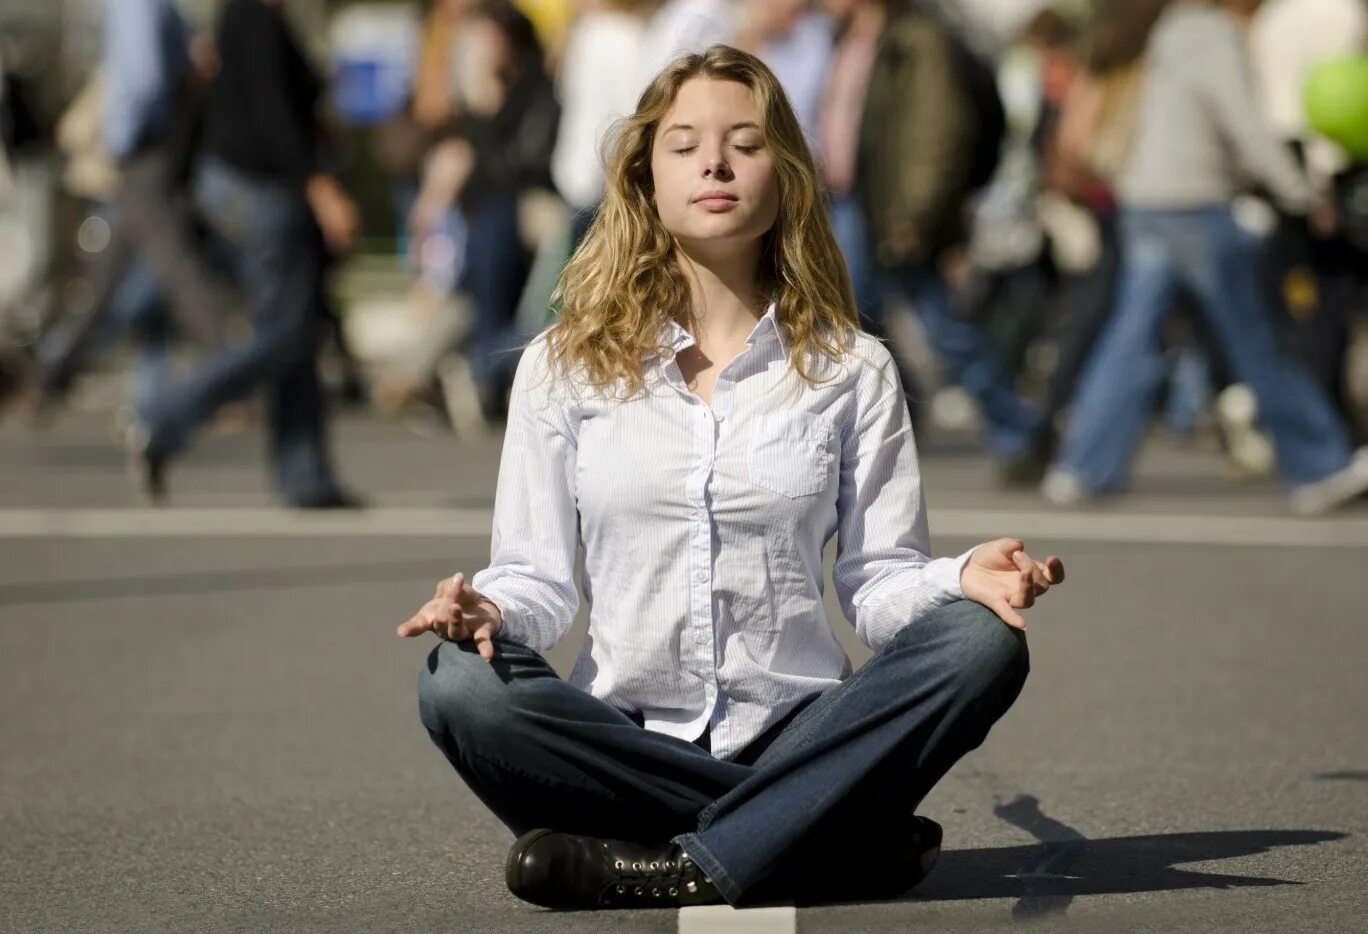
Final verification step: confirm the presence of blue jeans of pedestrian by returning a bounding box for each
[883,264,1043,457]
[417,599,1028,906]
[828,193,924,425]
[460,196,531,409]
[144,158,338,502]
[1056,206,1352,491]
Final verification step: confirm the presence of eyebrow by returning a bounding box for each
[661,122,762,135]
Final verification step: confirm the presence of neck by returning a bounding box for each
[675,239,768,346]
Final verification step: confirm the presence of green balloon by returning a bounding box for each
[1304,56,1368,161]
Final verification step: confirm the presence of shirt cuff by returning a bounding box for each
[922,547,977,603]
[469,578,524,647]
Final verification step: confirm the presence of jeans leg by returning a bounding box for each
[894,265,1042,457]
[418,638,752,845]
[1175,210,1352,486]
[1054,215,1178,492]
[147,164,325,478]
[460,198,531,403]
[269,349,338,502]
[674,600,1029,905]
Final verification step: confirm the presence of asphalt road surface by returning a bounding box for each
[3,405,1365,933]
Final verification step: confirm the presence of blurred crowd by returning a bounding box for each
[2,0,1368,513]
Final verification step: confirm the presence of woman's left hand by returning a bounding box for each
[960,539,1065,630]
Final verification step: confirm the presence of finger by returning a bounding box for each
[993,599,1027,630]
[1023,559,1050,595]
[397,614,429,637]
[472,621,497,661]
[452,572,474,606]
[1043,556,1065,584]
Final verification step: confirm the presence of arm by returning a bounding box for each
[102,0,170,159]
[832,343,974,653]
[469,337,582,652]
[1198,15,1312,213]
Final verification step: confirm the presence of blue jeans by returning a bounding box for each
[884,264,1043,457]
[460,196,531,408]
[1056,207,1352,491]
[144,158,338,502]
[829,194,924,423]
[417,599,1028,906]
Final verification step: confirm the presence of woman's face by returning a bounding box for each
[650,77,780,253]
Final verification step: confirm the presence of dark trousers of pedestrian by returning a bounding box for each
[39,146,225,399]
[460,196,532,419]
[143,157,339,504]
[418,599,1028,907]
[828,193,925,430]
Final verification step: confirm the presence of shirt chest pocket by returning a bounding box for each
[747,411,836,498]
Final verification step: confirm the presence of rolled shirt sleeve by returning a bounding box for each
[471,335,582,652]
[832,341,977,653]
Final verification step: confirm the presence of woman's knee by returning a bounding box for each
[900,599,1030,693]
[416,640,515,736]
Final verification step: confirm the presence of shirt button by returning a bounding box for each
[694,571,707,582]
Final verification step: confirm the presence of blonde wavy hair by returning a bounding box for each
[544,44,864,398]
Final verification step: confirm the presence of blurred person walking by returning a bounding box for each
[128,0,360,509]
[409,0,560,427]
[1043,0,1368,515]
[856,0,1042,467]
[551,0,652,240]
[400,44,1063,910]
[31,0,227,419]
[816,0,923,425]
[1249,0,1368,422]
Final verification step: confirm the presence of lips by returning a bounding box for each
[692,191,738,204]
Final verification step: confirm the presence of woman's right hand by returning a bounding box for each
[396,573,504,660]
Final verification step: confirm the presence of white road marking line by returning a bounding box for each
[679,904,797,934]
[0,507,1365,546]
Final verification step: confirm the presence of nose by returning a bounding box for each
[703,157,733,182]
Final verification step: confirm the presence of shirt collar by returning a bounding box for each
[746,302,788,356]
[656,302,788,360]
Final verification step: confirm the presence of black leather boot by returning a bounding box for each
[505,828,726,910]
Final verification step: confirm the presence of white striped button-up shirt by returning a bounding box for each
[472,304,973,762]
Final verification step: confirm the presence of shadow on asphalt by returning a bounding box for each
[903,827,1345,916]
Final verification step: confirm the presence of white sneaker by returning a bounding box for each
[1040,467,1090,507]
[1289,448,1368,516]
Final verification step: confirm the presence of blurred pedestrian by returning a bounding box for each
[128,0,360,509]
[856,0,1042,468]
[409,0,560,426]
[816,0,923,426]
[31,0,227,419]
[1249,0,1368,420]
[400,44,1062,911]
[551,0,652,237]
[1043,0,1368,514]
